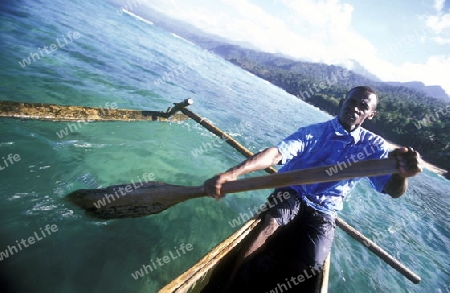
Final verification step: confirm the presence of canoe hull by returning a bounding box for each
[158,216,329,293]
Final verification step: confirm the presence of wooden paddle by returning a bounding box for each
[67,157,398,219]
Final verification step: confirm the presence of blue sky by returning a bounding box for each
[133,0,450,95]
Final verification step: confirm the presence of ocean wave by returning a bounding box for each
[32,204,58,211]
[171,33,195,46]
[0,142,14,146]
[73,142,94,148]
[28,164,52,172]
[60,209,75,218]
[9,193,34,200]
[51,140,107,149]
[226,132,242,137]
[121,8,153,26]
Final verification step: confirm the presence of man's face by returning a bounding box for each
[338,90,378,132]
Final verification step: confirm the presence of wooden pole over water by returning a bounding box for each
[0,100,190,122]
[336,217,420,284]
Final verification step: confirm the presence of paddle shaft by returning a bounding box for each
[219,157,398,194]
[171,157,398,199]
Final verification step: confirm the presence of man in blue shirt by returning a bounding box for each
[204,86,421,291]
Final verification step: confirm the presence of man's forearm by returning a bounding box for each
[225,147,282,178]
[383,174,408,198]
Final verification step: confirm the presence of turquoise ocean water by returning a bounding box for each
[0,1,449,292]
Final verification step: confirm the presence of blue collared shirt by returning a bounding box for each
[276,117,392,216]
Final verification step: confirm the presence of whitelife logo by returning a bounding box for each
[0,224,59,261]
[131,243,193,280]
[0,154,21,171]
[18,31,81,68]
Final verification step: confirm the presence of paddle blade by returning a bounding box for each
[66,182,205,219]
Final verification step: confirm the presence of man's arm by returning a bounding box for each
[383,147,422,198]
[204,147,282,200]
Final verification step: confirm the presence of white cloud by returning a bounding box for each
[432,36,450,44]
[426,13,450,33]
[424,0,450,43]
[421,1,450,72]
[276,0,378,64]
[369,55,450,95]
[280,0,353,28]
[152,0,376,64]
[433,0,445,12]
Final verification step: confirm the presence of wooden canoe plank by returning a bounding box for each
[158,214,330,293]
[158,217,262,293]
[320,253,330,293]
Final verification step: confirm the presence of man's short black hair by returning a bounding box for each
[346,86,379,106]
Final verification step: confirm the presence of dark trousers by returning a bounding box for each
[225,188,336,292]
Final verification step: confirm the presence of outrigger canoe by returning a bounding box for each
[6,99,418,289]
[158,216,330,293]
